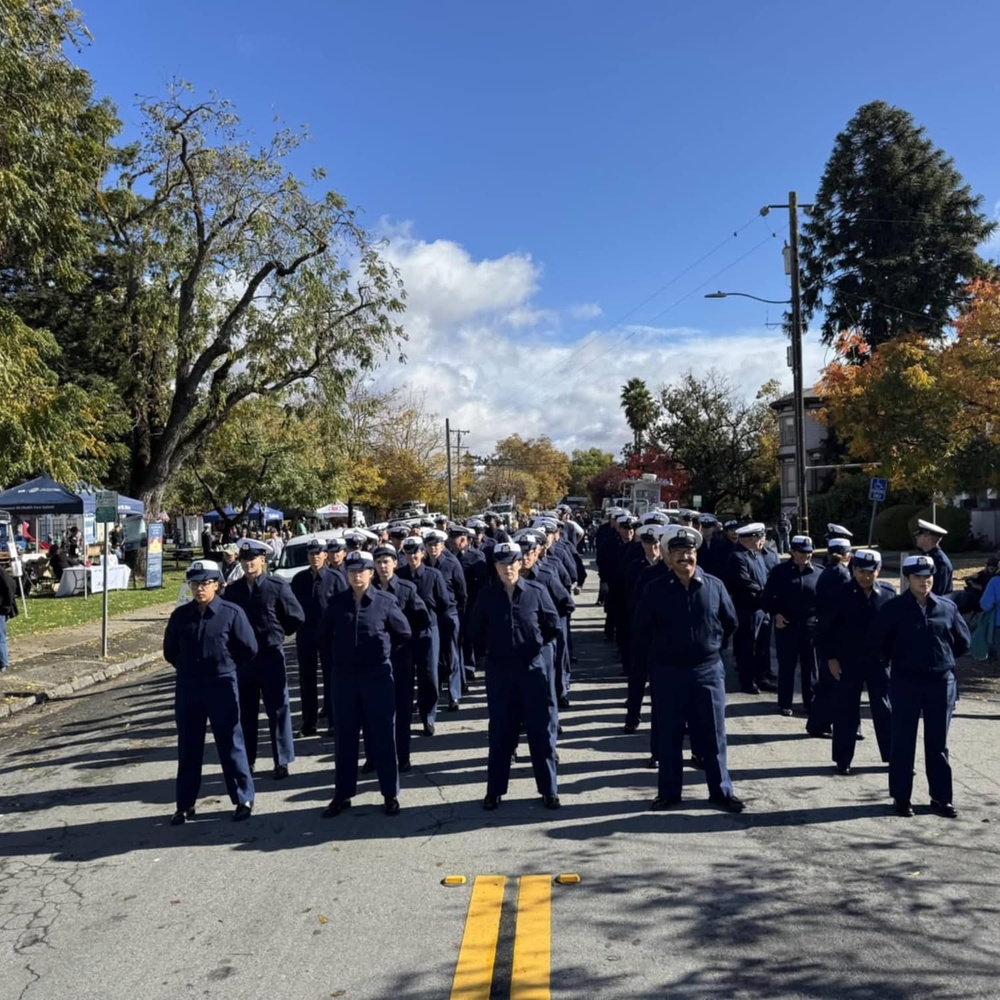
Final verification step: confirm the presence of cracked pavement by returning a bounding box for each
[0,571,998,998]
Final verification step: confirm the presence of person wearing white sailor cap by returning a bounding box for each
[826,523,854,542]
[633,526,744,812]
[319,549,412,818]
[819,548,895,775]
[913,518,953,596]
[424,528,467,709]
[869,553,970,818]
[725,522,777,695]
[163,559,258,824]
[610,514,643,675]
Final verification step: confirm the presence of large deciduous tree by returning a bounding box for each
[567,448,615,497]
[486,436,570,509]
[801,100,994,353]
[0,0,120,485]
[651,370,777,512]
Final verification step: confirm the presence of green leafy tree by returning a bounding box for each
[801,100,994,353]
[651,370,777,512]
[567,448,615,497]
[620,378,656,457]
[0,0,121,485]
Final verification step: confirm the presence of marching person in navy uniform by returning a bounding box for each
[821,548,895,774]
[763,534,820,716]
[725,522,775,694]
[290,539,345,737]
[623,522,665,733]
[913,518,953,596]
[451,525,488,682]
[320,550,412,817]
[372,544,429,772]
[870,554,970,817]
[224,538,305,779]
[163,560,257,824]
[468,542,561,811]
[633,527,744,812]
[425,529,467,710]
[397,536,454,735]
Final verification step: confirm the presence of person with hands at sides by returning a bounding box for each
[869,554,970,818]
[468,542,562,812]
[319,550,412,818]
[162,560,257,825]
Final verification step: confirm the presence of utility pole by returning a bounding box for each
[763,191,811,536]
[445,421,471,520]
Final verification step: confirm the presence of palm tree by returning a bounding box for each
[620,379,657,459]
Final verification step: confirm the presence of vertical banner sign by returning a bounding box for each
[146,522,164,589]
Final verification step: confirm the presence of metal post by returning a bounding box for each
[867,500,879,547]
[101,529,109,658]
[445,417,453,520]
[787,190,810,536]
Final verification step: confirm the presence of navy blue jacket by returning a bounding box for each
[633,570,738,672]
[928,546,954,596]
[397,562,455,633]
[763,559,820,629]
[224,574,305,650]
[725,547,769,615]
[819,579,896,666]
[525,563,575,618]
[320,586,412,675]
[634,560,671,605]
[869,591,970,678]
[457,546,489,613]
[428,549,468,615]
[467,578,560,667]
[551,538,580,587]
[163,597,258,680]
[291,566,347,638]
[595,527,621,579]
[374,574,430,635]
[816,561,851,603]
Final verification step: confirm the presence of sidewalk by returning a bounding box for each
[0,602,175,719]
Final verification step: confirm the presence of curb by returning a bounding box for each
[0,651,164,720]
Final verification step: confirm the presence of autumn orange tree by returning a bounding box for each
[818,279,1000,493]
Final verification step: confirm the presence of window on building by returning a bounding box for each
[779,415,795,448]
[780,460,797,499]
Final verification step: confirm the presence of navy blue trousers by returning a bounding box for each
[734,611,771,686]
[295,632,326,731]
[806,660,836,736]
[889,672,956,805]
[175,676,255,811]
[650,661,733,801]
[775,625,817,710]
[237,647,296,769]
[486,655,558,798]
[414,627,441,725]
[439,613,463,704]
[391,646,415,765]
[832,662,891,767]
[333,669,399,801]
[555,616,571,699]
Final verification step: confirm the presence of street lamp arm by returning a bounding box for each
[705,291,792,305]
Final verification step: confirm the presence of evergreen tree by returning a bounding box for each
[801,100,994,353]
[620,378,656,457]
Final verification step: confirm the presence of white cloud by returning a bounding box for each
[568,302,603,319]
[371,232,831,459]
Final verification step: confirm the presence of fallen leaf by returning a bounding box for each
[318,915,328,924]
[170,899,182,904]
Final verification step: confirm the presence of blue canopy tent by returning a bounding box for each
[203,504,284,522]
[0,474,84,515]
[77,490,145,517]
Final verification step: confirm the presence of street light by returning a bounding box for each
[705,286,808,533]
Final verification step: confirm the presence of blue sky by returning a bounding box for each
[75,0,1000,453]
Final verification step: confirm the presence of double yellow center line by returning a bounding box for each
[450,874,552,999]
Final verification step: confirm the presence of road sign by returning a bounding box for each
[692,495,702,510]
[868,477,888,502]
[95,490,118,524]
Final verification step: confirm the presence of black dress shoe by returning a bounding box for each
[835,764,852,776]
[740,683,760,695]
[232,802,253,822]
[423,721,436,736]
[170,807,196,826]
[644,756,658,769]
[542,794,561,810]
[557,696,570,710]
[322,798,352,818]
[297,726,317,738]
[757,677,778,692]
[779,707,793,717]
[709,793,746,814]
[650,796,681,811]
[806,727,832,739]
[272,764,289,780]
[398,759,412,773]
[360,758,376,774]
[483,794,501,811]
[893,799,914,817]
[930,800,958,818]
[384,796,401,816]
[446,700,460,712]
[623,721,638,734]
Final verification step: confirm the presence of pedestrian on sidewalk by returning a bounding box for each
[162,560,257,824]
[0,562,18,672]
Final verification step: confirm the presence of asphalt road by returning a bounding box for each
[2,571,999,1000]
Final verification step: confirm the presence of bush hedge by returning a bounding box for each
[874,504,923,550]
[907,505,972,550]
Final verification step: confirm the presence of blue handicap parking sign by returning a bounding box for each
[869,477,888,502]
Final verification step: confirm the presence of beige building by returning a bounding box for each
[770,388,829,517]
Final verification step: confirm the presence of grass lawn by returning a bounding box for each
[8,565,185,638]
